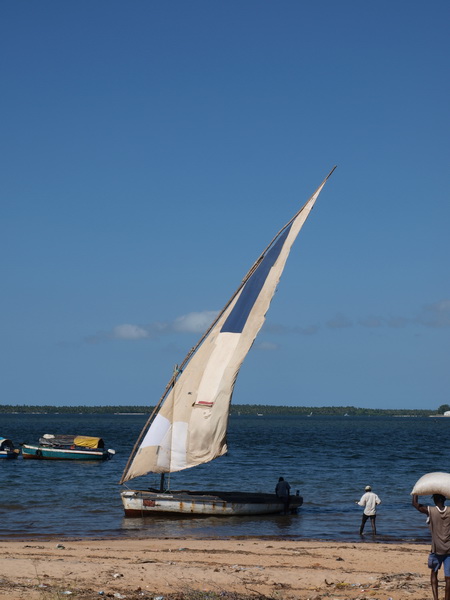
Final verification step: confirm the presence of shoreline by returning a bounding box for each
[0,536,433,600]
[0,533,429,544]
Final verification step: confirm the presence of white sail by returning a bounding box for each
[120,169,335,483]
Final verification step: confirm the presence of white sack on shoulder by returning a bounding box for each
[411,472,450,497]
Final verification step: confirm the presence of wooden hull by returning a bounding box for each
[121,489,303,517]
[21,444,113,461]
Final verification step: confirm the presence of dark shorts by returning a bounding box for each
[428,553,450,577]
[362,514,376,521]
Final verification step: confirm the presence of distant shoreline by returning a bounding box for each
[0,404,440,417]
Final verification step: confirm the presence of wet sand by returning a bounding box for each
[0,537,435,600]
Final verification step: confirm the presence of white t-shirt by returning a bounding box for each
[358,491,381,516]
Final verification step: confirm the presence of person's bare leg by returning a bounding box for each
[444,575,450,600]
[359,515,366,535]
[431,570,439,600]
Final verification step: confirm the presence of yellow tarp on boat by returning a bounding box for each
[74,436,103,448]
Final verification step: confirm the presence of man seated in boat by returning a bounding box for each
[275,477,291,514]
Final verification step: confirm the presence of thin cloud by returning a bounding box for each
[355,300,450,331]
[326,313,353,329]
[416,300,450,328]
[255,341,279,351]
[264,323,320,335]
[85,298,450,344]
[85,310,218,343]
[359,316,384,328]
[112,324,149,340]
[173,311,218,333]
[292,324,320,335]
[386,316,410,329]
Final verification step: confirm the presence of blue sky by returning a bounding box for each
[2,1,449,410]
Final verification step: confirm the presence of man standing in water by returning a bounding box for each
[356,485,381,535]
[413,493,450,600]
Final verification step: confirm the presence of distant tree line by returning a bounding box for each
[232,404,436,417]
[0,405,151,414]
[0,404,443,417]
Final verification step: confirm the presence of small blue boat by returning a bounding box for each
[22,434,115,461]
[0,437,19,459]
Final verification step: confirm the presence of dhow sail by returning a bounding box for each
[120,168,335,484]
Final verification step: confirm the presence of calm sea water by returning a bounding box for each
[0,413,445,543]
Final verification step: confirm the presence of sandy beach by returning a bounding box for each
[0,537,434,600]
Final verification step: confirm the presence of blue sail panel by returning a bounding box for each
[221,225,292,334]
